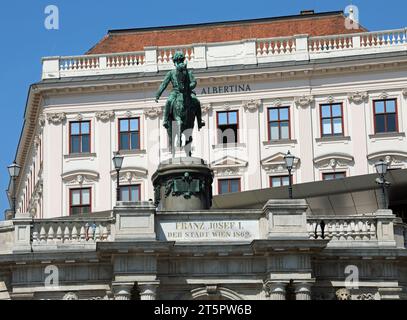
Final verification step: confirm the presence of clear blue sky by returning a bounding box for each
[0,0,406,217]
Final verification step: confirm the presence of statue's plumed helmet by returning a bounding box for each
[172,51,186,63]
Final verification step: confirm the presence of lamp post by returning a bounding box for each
[112,154,124,202]
[284,150,295,199]
[375,159,390,209]
[8,161,21,216]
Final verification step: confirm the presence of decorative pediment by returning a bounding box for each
[242,99,261,112]
[62,170,100,185]
[110,167,148,183]
[46,112,66,125]
[210,156,247,176]
[367,151,407,168]
[144,106,163,119]
[348,91,368,104]
[95,110,115,122]
[313,153,354,169]
[294,95,314,107]
[261,152,299,173]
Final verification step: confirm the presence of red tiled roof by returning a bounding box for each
[87,11,367,54]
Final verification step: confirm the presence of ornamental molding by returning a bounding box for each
[378,91,389,99]
[201,103,213,115]
[143,106,163,119]
[222,103,232,111]
[191,286,243,300]
[46,112,66,125]
[75,113,83,121]
[95,110,115,122]
[38,114,46,128]
[124,110,133,118]
[27,179,43,218]
[211,156,248,176]
[62,170,100,185]
[34,135,41,148]
[313,153,354,169]
[62,292,79,300]
[261,152,300,173]
[272,99,282,107]
[110,167,148,183]
[367,151,407,167]
[336,288,351,300]
[402,88,407,97]
[326,95,335,103]
[242,99,261,112]
[294,95,314,108]
[348,91,368,104]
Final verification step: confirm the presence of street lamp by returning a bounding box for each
[375,159,390,209]
[8,161,21,216]
[112,154,124,202]
[284,150,295,199]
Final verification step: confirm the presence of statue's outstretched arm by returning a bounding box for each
[155,72,172,102]
[189,71,197,90]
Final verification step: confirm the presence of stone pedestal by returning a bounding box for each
[114,201,156,241]
[152,157,213,211]
[263,199,309,240]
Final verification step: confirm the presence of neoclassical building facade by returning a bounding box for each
[1,10,407,300]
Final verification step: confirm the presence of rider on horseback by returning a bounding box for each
[155,51,205,131]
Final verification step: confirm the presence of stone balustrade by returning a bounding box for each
[7,204,402,252]
[31,218,113,245]
[308,216,377,241]
[42,28,407,79]
[307,210,397,247]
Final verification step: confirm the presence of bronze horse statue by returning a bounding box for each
[155,51,205,157]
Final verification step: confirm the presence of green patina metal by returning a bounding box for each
[155,51,205,157]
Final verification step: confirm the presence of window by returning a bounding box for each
[218,178,241,194]
[120,185,141,202]
[268,107,290,140]
[322,172,346,180]
[320,103,343,136]
[270,175,291,187]
[70,188,91,215]
[217,111,238,144]
[374,99,398,133]
[70,121,90,153]
[119,118,140,150]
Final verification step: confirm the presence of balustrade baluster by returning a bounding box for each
[71,226,78,242]
[63,226,70,243]
[56,226,62,242]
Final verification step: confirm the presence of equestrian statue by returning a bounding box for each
[155,51,205,157]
